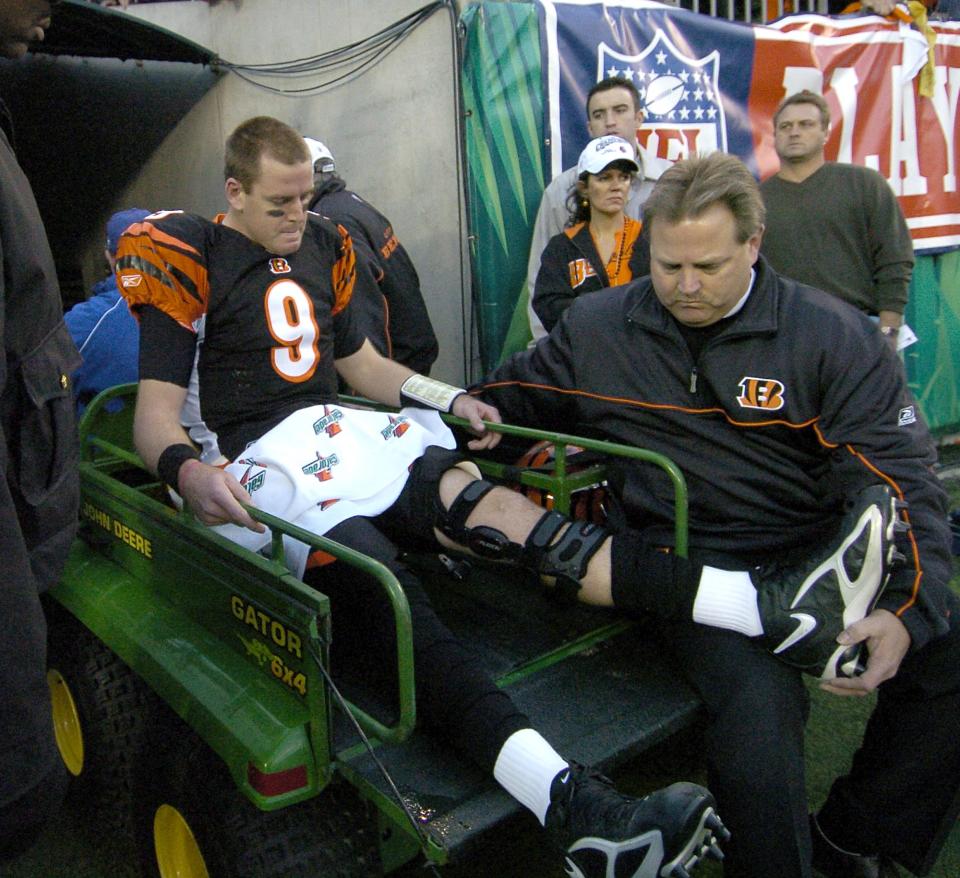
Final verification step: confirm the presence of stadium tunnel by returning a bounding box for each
[0,0,220,307]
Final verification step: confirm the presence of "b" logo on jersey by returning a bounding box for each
[737,376,786,411]
[269,257,292,275]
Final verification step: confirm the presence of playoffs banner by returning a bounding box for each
[538,0,960,252]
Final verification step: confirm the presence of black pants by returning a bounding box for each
[0,477,69,861]
[0,762,68,863]
[304,462,530,773]
[661,600,960,878]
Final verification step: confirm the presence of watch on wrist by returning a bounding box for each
[880,325,900,337]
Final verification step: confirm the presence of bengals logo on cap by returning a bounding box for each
[737,376,785,411]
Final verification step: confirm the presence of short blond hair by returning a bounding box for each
[224,116,310,192]
[642,153,765,244]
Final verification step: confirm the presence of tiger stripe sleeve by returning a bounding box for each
[114,215,210,332]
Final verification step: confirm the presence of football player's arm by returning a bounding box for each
[820,608,911,697]
[134,379,262,533]
[335,340,502,450]
[134,307,262,533]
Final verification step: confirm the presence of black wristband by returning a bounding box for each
[157,443,201,492]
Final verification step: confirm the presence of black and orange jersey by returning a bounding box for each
[116,210,367,457]
[533,217,649,333]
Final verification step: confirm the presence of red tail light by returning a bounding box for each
[247,762,308,796]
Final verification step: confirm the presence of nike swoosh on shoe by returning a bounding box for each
[773,612,818,654]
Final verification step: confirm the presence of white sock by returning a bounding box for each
[492,728,570,825]
[693,566,764,636]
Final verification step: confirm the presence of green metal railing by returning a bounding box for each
[441,413,689,558]
[76,386,690,747]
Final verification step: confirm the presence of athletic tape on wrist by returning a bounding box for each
[399,374,465,412]
[157,443,201,492]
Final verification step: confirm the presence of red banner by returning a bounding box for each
[751,16,960,252]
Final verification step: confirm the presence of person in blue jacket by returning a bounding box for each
[65,207,150,412]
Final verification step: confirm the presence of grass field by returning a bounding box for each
[5,450,959,878]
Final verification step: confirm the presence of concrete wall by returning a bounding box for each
[117,0,472,383]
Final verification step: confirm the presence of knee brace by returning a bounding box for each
[437,481,607,600]
[437,479,523,560]
[523,511,608,603]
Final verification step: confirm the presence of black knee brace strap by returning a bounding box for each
[438,481,607,595]
[438,479,522,560]
[525,514,608,604]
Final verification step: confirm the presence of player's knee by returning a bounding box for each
[437,462,481,510]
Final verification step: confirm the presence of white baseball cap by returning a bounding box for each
[577,135,640,177]
[304,137,335,173]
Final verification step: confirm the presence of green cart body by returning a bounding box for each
[49,384,702,873]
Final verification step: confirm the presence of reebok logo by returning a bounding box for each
[773,613,817,655]
[898,405,917,426]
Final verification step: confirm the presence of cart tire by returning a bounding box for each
[137,711,383,878]
[46,604,156,848]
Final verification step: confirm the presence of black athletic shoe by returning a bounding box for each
[811,814,902,878]
[545,764,728,878]
[754,484,904,680]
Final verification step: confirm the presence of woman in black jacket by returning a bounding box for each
[532,135,650,333]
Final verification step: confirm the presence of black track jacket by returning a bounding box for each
[477,256,952,652]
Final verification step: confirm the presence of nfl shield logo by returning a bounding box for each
[598,31,726,171]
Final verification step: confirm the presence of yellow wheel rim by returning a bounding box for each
[154,803,210,878]
[47,668,83,776]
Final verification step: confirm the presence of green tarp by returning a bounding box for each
[461,2,545,370]
[905,250,960,438]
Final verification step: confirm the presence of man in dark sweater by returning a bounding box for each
[759,90,914,350]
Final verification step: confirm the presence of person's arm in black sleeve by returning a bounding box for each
[340,226,390,360]
[0,243,65,858]
[532,234,579,334]
[817,324,952,653]
[472,307,582,434]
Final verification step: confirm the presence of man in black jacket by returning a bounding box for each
[305,137,439,374]
[476,152,958,878]
[0,0,78,862]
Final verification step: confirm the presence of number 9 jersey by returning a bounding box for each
[115,210,369,458]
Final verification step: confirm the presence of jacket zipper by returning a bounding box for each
[689,366,698,394]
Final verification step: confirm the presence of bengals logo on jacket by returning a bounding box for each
[737,376,785,411]
[568,258,598,289]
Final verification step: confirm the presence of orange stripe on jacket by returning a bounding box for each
[331,223,357,316]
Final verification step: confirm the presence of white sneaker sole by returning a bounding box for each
[782,496,895,680]
[562,806,727,878]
